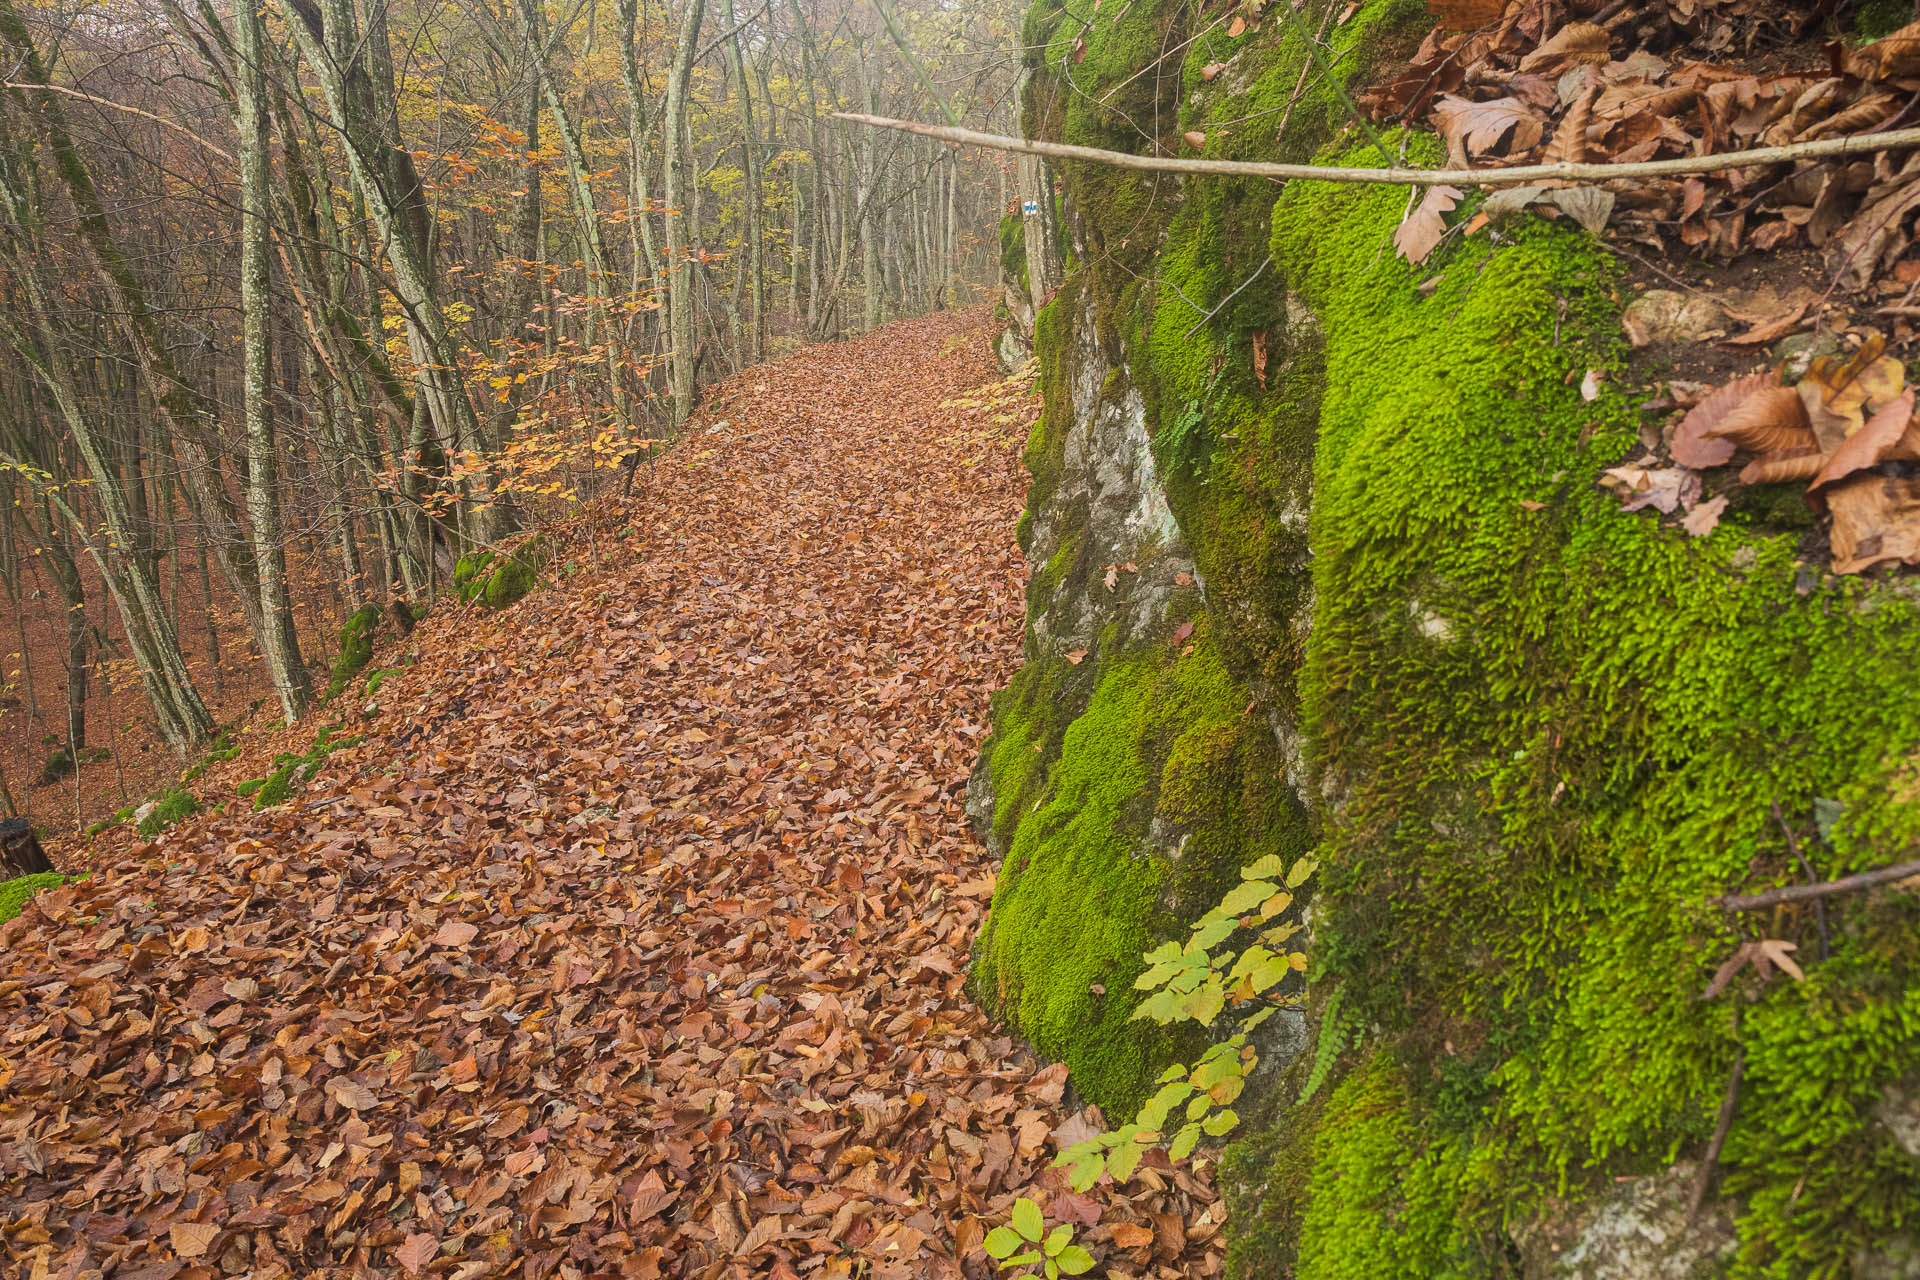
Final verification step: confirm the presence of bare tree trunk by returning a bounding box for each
[663,0,708,423]
[721,0,764,364]
[238,0,309,722]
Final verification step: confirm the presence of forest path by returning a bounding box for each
[0,309,1224,1280]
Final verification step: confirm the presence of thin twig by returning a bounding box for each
[1772,800,1829,961]
[831,111,1920,188]
[1712,856,1920,911]
[3,82,234,162]
[1183,258,1271,338]
[1686,1049,1745,1224]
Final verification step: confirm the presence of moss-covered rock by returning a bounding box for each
[991,0,1920,1271]
[136,788,197,837]
[0,871,62,925]
[458,541,543,609]
[324,604,383,701]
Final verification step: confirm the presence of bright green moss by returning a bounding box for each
[1857,0,1909,40]
[250,727,363,810]
[973,619,1308,1114]
[179,730,239,783]
[482,556,536,608]
[364,667,402,696]
[0,871,62,925]
[1004,0,1920,1269]
[1000,212,1027,291]
[252,766,296,809]
[324,604,382,701]
[1232,142,1920,1274]
[136,788,196,837]
[1291,1051,1483,1279]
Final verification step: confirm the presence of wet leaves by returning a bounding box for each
[0,311,1224,1280]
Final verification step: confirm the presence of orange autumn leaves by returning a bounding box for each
[1650,335,1920,573]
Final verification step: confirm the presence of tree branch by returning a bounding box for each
[1711,857,1920,911]
[2,82,234,163]
[830,110,1920,189]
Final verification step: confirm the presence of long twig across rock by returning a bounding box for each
[832,111,1920,188]
[1712,856,1920,911]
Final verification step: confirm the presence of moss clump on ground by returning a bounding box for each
[0,871,62,925]
[248,726,362,810]
[458,541,543,609]
[364,667,403,696]
[136,788,196,837]
[324,604,383,701]
[36,749,72,785]
[973,618,1309,1114]
[179,730,240,783]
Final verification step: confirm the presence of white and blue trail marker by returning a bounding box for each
[1022,200,1039,216]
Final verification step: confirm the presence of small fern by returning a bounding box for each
[1300,984,1351,1104]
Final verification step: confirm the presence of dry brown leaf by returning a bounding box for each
[170,1222,219,1258]
[1846,21,1920,79]
[1430,95,1545,163]
[1600,464,1699,513]
[1799,337,1906,450]
[1183,130,1207,149]
[1672,371,1780,468]
[327,1077,379,1111]
[1551,186,1615,235]
[1518,21,1609,74]
[1112,1222,1157,1249]
[1740,452,1824,485]
[1200,62,1225,80]
[431,919,478,947]
[1828,471,1920,573]
[1830,171,1920,294]
[1701,386,1815,456]
[394,1233,439,1275]
[1810,390,1916,501]
[1545,83,1594,165]
[1682,495,1728,538]
[1717,303,1807,349]
[1426,0,1503,27]
[1227,14,1246,37]
[1394,185,1465,264]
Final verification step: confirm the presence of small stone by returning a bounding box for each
[1773,329,1841,381]
[1621,290,1726,347]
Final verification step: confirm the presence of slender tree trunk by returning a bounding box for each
[663,0,708,423]
[238,0,309,722]
[721,0,764,364]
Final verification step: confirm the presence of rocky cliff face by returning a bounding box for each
[969,0,1920,1273]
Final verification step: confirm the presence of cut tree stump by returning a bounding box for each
[0,818,55,877]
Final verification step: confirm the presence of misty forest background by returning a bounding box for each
[0,0,1019,831]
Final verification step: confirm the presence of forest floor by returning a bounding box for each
[0,308,1225,1280]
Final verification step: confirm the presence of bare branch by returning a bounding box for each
[831,110,1920,189]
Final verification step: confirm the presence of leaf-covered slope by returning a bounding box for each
[0,310,1222,1280]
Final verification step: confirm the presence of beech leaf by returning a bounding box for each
[1394,185,1465,264]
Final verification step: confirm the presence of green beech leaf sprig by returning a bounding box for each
[1054,853,1317,1189]
[983,1198,1095,1279]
